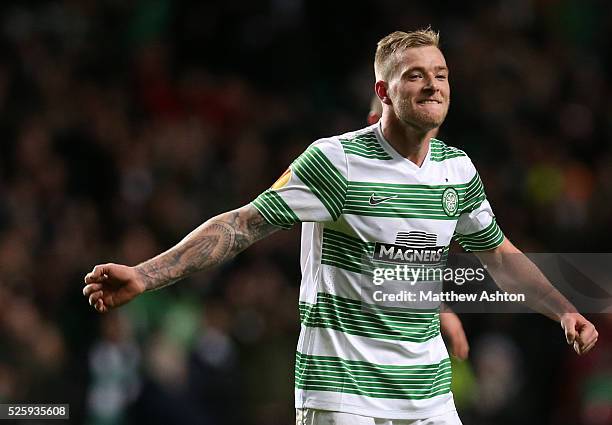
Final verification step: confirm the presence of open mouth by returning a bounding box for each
[417,99,442,104]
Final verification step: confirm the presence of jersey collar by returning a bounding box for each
[374,121,432,173]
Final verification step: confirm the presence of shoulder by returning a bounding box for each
[291,133,350,175]
[300,125,377,164]
[335,124,393,161]
[430,138,477,180]
[335,124,378,142]
[303,135,346,165]
[429,138,469,162]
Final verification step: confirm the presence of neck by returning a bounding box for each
[380,113,438,167]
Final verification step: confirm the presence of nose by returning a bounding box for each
[423,74,439,92]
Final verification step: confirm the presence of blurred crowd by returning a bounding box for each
[0,1,611,424]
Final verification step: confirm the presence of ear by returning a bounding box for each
[367,112,380,125]
[375,81,392,105]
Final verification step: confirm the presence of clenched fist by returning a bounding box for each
[560,312,598,355]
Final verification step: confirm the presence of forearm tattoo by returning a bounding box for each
[135,205,279,291]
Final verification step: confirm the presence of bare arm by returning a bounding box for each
[440,303,469,360]
[475,238,598,354]
[137,204,279,291]
[83,204,280,312]
[474,238,576,320]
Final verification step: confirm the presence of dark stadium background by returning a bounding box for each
[0,1,611,424]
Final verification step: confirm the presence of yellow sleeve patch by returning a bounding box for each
[271,168,291,190]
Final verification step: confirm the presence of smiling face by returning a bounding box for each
[379,46,450,132]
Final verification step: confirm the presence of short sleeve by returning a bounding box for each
[251,138,348,229]
[453,162,505,251]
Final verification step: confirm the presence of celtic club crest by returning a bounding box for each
[442,187,459,216]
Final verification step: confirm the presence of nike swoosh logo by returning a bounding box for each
[369,194,398,205]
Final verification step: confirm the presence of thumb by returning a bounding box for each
[564,321,577,344]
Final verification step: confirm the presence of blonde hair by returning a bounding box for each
[374,28,440,80]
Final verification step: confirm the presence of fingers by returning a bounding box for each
[95,298,107,313]
[83,283,102,297]
[573,340,596,355]
[578,325,598,347]
[575,324,598,355]
[579,337,597,355]
[88,290,103,306]
[84,264,112,284]
[88,291,109,313]
[563,314,598,355]
[83,264,113,314]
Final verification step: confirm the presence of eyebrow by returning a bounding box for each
[405,66,449,73]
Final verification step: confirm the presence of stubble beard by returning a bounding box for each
[396,99,449,132]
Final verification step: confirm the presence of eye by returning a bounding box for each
[408,73,422,81]
[436,74,448,80]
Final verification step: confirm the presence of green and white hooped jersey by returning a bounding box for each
[251,123,504,419]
